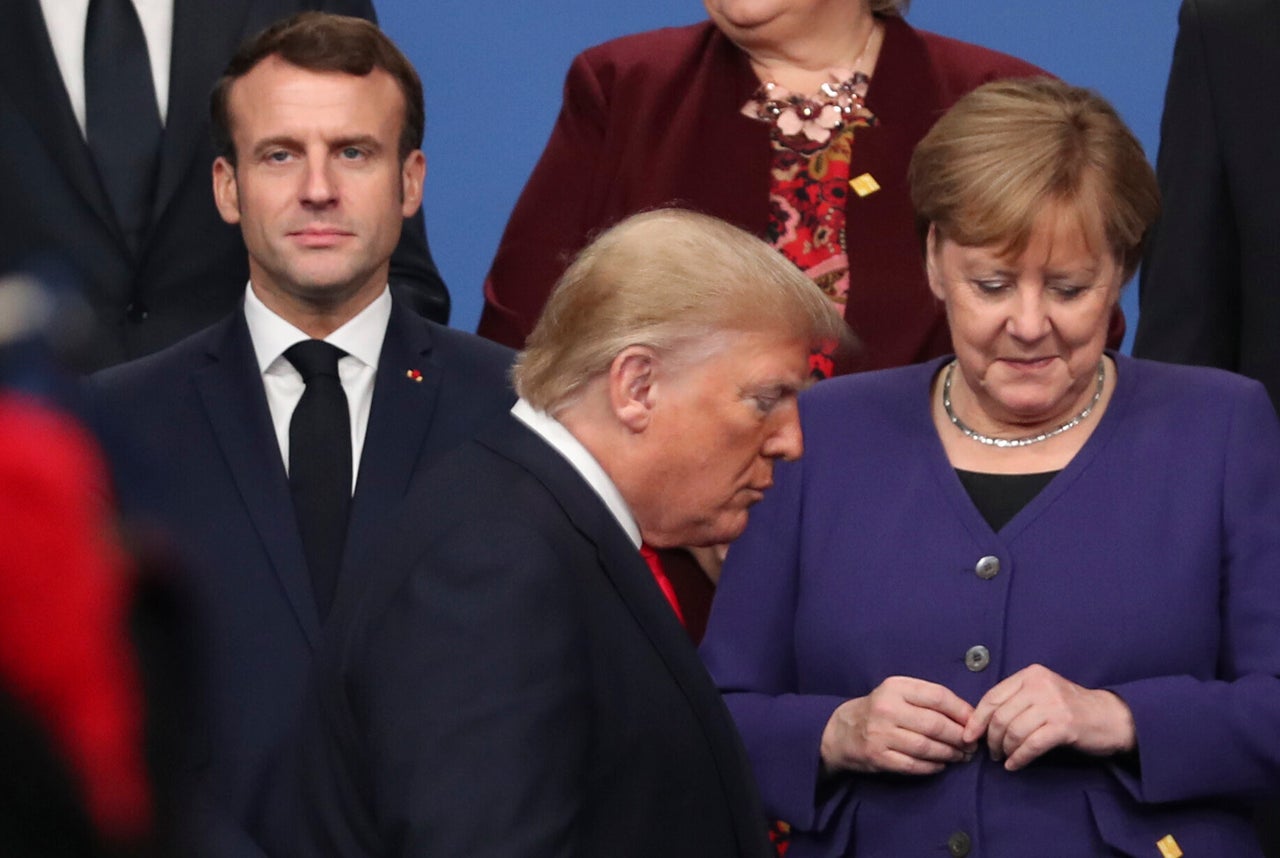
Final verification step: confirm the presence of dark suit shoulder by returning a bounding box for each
[420,319,515,380]
[88,315,231,396]
[1192,0,1275,31]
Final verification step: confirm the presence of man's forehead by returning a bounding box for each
[228,56,399,112]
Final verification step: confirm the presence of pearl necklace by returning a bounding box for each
[942,360,1106,448]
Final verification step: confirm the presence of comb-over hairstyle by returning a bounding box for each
[210,12,424,165]
[513,209,846,414]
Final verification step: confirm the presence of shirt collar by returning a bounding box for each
[243,284,392,374]
[510,398,641,548]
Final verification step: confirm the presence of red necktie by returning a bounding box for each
[639,543,686,627]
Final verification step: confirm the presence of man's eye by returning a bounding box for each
[266,150,292,163]
[753,394,780,414]
[340,147,365,159]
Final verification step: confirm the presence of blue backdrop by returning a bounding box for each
[376,1,1182,350]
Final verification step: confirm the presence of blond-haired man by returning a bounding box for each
[277,209,843,857]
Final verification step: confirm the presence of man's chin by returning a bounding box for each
[689,513,751,549]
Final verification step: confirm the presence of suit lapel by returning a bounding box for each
[193,312,322,647]
[2,0,121,243]
[337,302,441,606]
[150,0,251,228]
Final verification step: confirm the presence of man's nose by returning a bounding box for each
[762,408,803,462]
[300,158,337,207]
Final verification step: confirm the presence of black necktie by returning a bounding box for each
[285,340,352,621]
[84,0,163,255]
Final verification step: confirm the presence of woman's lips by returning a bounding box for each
[1000,356,1055,371]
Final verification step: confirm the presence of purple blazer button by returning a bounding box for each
[965,645,990,672]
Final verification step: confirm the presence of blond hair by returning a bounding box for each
[513,209,846,413]
[909,77,1159,280]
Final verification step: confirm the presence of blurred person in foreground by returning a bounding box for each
[701,77,1280,857]
[87,13,513,856]
[477,0,1057,377]
[0,274,181,857]
[272,209,846,857]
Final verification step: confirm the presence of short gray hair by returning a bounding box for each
[513,209,846,414]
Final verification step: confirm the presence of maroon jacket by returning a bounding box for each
[479,16,1047,371]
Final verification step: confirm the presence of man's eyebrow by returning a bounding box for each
[744,379,805,397]
[250,135,301,158]
[248,134,384,158]
[330,134,383,151]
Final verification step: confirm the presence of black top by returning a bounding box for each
[955,469,1060,532]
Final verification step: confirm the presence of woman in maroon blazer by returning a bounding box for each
[478,0,1045,375]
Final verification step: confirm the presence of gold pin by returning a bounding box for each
[1156,834,1183,858]
[849,172,880,198]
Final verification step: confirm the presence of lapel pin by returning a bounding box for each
[406,369,423,383]
[1156,834,1182,858]
[849,172,880,198]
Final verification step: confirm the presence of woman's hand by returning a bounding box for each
[963,664,1136,771]
[820,677,975,776]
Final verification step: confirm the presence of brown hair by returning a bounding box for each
[513,209,847,414]
[908,77,1159,280]
[210,12,424,165]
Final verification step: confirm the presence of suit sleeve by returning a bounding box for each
[700,457,849,832]
[348,519,592,857]
[1107,381,1280,803]
[476,50,610,347]
[1134,0,1241,370]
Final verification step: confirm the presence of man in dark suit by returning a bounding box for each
[1,0,448,372]
[1135,0,1280,414]
[89,14,512,856]
[271,209,846,857]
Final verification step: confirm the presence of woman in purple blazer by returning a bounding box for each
[701,78,1280,857]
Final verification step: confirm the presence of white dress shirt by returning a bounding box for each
[38,0,173,135]
[244,285,391,494]
[511,398,641,549]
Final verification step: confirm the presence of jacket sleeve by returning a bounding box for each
[1107,380,1280,803]
[1134,0,1241,370]
[477,50,610,347]
[700,457,848,832]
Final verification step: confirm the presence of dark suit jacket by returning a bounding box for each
[0,0,448,371]
[88,298,514,856]
[1135,0,1280,414]
[477,17,1044,370]
[273,415,774,857]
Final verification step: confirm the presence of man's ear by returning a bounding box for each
[608,345,659,433]
[401,149,426,217]
[212,157,241,226]
[924,223,945,302]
